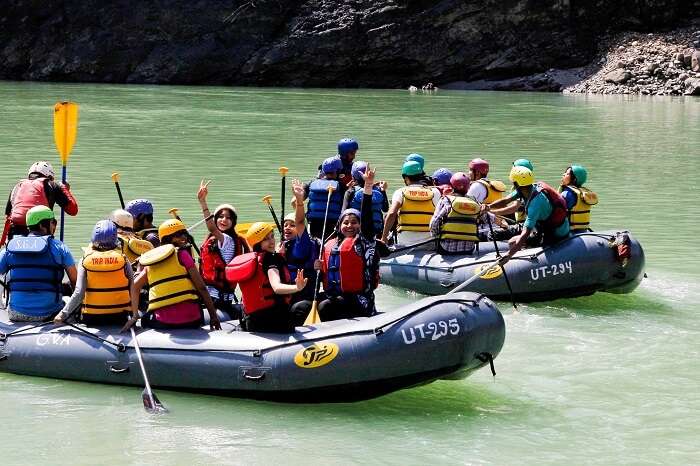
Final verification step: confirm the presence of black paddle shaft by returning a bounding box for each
[485,213,517,311]
[114,182,125,209]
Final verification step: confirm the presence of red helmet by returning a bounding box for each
[469,158,489,175]
[450,172,470,194]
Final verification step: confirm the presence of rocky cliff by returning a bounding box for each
[1,0,698,89]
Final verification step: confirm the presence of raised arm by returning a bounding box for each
[291,179,307,237]
[197,179,223,243]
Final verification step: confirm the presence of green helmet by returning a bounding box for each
[513,158,534,171]
[26,205,55,227]
[404,153,425,170]
[569,165,587,186]
[401,160,423,176]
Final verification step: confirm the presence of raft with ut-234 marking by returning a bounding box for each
[380,230,645,302]
[0,292,505,402]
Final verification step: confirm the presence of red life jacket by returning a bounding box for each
[535,182,568,229]
[322,236,369,295]
[199,234,243,291]
[225,252,290,314]
[10,178,49,226]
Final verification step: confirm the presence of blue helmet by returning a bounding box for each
[337,138,359,157]
[91,220,118,249]
[432,168,453,186]
[125,199,154,217]
[322,156,343,174]
[351,161,368,182]
[405,153,425,170]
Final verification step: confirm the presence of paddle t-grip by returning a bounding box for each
[168,208,180,220]
[111,172,120,183]
[279,167,289,176]
[262,195,273,205]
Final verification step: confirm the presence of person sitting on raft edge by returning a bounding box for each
[225,222,308,333]
[318,164,391,321]
[54,220,134,326]
[429,172,480,255]
[122,219,221,332]
[559,164,598,233]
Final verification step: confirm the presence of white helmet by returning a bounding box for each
[110,209,134,230]
[28,161,55,179]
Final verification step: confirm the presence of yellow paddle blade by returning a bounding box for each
[234,222,254,236]
[303,301,322,326]
[53,101,79,164]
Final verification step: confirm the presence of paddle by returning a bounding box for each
[447,256,509,295]
[304,184,336,326]
[485,213,518,312]
[168,208,201,256]
[279,167,289,222]
[262,195,283,235]
[0,217,10,248]
[111,172,126,209]
[129,327,167,414]
[53,101,79,242]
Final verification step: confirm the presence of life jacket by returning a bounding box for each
[440,195,480,242]
[526,182,568,230]
[136,227,159,243]
[10,178,50,226]
[306,179,342,222]
[350,187,384,235]
[5,235,63,313]
[284,235,319,282]
[199,234,243,291]
[398,186,435,232]
[563,186,598,232]
[139,245,199,311]
[475,178,506,204]
[82,249,130,315]
[225,252,290,314]
[322,236,375,295]
[118,233,153,263]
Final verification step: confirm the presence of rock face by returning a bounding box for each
[0,1,697,89]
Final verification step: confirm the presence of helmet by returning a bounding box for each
[450,172,470,194]
[125,199,154,217]
[469,158,489,175]
[321,156,343,174]
[402,160,423,177]
[337,138,359,156]
[513,158,534,171]
[158,219,186,241]
[569,165,588,186]
[245,222,275,248]
[214,203,237,220]
[351,161,368,182]
[28,161,55,179]
[405,153,425,170]
[339,208,361,221]
[283,213,296,224]
[91,220,118,249]
[509,166,534,187]
[432,168,453,186]
[110,209,134,230]
[25,205,55,227]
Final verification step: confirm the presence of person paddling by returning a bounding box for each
[125,199,159,247]
[54,220,134,326]
[225,222,307,333]
[123,219,221,332]
[197,180,248,317]
[5,161,78,239]
[0,206,77,322]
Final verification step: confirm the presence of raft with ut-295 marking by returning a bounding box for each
[0,292,504,402]
[380,230,645,302]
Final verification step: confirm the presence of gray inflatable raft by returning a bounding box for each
[0,292,505,402]
[380,230,645,302]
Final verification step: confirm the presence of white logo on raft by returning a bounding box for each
[401,319,460,345]
[530,261,573,281]
[36,333,71,346]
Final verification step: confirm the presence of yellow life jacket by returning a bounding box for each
[82,249,131,316]
[440,195,480,242]
[476,179,506,204]
[118,233,153,263]
[140,244,198,311]
[565,186,598,232]
[398,186,435,232]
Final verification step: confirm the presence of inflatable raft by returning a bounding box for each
[380,230,645,302]
[0,292,505,402]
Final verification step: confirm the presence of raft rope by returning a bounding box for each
[0,321,126,352]
[476,352,496,377]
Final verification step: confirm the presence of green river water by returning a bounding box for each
[0,81,698,465]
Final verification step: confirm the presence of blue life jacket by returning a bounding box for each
[5,235,64,317]
[284,233,319,282]
[350,187,384,235]
[307,179,342,222]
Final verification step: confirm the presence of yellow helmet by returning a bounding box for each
[158,219,187,241]
[509,166,534,187]
[245,222,275,248]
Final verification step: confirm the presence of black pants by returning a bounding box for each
[318,295,370,321]
[289,300,313,327]
[81,312,129,326]
[241,304,294,333]
[7,224,29,240]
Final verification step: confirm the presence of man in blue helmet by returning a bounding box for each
[303,156,346,239]
[125,199,159,247]
[336,138,358,187]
